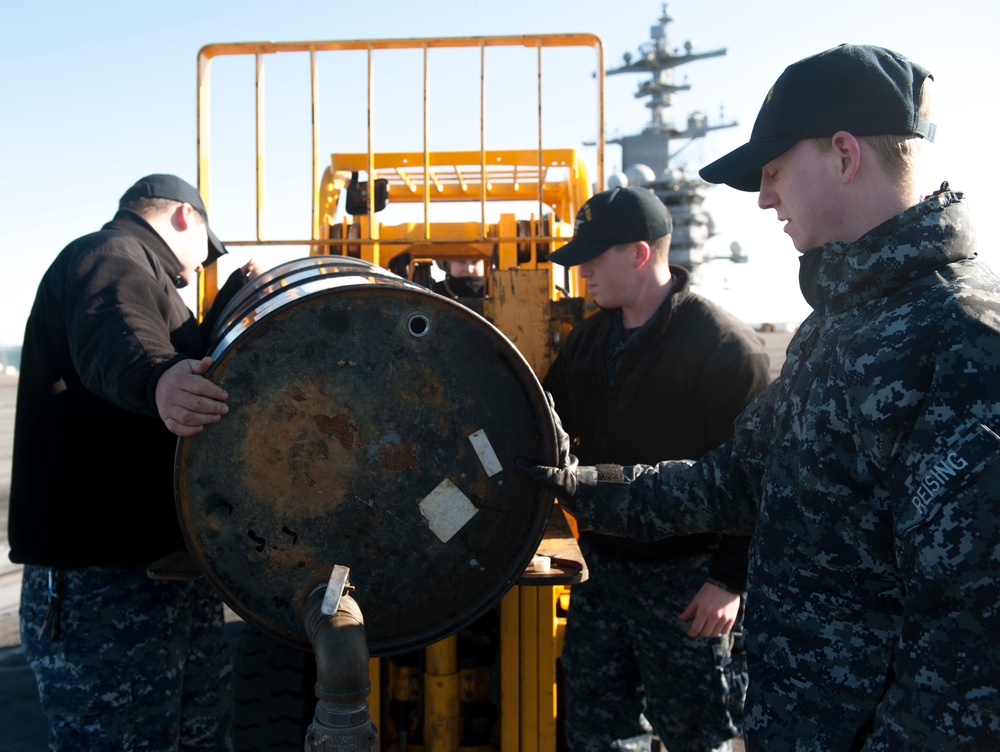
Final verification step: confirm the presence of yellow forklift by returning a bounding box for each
[175,33,606,752]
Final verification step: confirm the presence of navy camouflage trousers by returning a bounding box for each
[20,565,233,752]
[561,548,746,752]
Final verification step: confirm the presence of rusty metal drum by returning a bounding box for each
[175,257,556,655]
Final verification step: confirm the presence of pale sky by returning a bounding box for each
[2,0,997,343]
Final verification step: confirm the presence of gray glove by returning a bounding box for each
[516,454,584,505]
[516,391,592,507]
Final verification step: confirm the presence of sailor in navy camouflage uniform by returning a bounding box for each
[520,45,1000,750]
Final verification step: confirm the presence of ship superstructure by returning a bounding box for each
[607,4,742,268]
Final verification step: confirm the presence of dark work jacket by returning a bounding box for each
[8,210,243,567]
[543,267,770,591]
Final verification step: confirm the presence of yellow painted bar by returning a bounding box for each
[199,33,603,58]
[255,51,265,241]
[365,45,381,267]
[425,635,461,752]
[194,50,217,316]
[535,42,545,235]
[519,587,539,752]
[537,587,559,752]
[310,48,320,242]
[479,41,487,235]
[422,44,431,241]
[500,589,520,752]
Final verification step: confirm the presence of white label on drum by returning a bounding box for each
[419,478,478,543]
[468,430,502,477]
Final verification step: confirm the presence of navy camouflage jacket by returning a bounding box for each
[569,190,1000,750]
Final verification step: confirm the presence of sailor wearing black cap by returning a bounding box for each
[118,173,229,277]
[521,45,1000,750]
[543,186,770,752]
[10,173,256,750]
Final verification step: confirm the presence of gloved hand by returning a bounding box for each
[516,391,588,506]
[516,454,581,505]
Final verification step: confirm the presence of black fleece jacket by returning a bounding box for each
[8,210,243,567]
[543,267,771,591]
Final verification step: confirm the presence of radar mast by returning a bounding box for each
[607,4,742,268]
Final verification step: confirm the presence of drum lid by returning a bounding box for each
[176,269,556,655]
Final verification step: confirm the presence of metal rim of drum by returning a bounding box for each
[210,256,382,345]
[176,258,557,655]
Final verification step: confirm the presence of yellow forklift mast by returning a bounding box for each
[190,33,605,752]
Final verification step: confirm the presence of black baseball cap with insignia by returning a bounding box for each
[546,186,672,267]
[700,44,936,192]
[119,174,227,264]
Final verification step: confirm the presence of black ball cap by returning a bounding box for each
[546,186,672,267]
[699,44,935,192]
[119,174,227,264]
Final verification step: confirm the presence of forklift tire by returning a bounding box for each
[232,623,318,751]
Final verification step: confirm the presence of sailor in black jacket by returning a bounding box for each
[8,174,255,750]
[544,186,770,752]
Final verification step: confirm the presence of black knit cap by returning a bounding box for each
[546,186,672,267]
[700,44,936,192]
[119,174,227,263]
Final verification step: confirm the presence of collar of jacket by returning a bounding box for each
[594,264,691,335]
[612,263,689,336]
[599,264,691,367]
[102,209,186,288]
[644,264,690,335]
[624,264,690,327]
[797,189,975,314]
